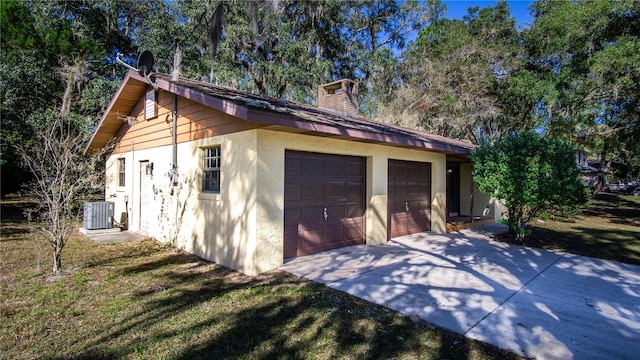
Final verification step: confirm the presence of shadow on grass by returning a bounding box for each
[0,225,34,239]
[583,193,640,227]
[48,251,521,360]
[118,251,198,275]
[2,201,523,359]
[495,194,640,266]
[0,202,33,221]
[501,226,640,266]
[1,203,37,238]
[80,240,167,270]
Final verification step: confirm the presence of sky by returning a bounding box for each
[442,0,535,29]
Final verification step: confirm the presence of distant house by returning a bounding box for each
[576,149,600,188]
[85,71,502,275]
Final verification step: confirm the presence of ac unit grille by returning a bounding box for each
[83,201,115,230]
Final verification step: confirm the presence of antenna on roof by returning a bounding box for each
[116,51,158,90]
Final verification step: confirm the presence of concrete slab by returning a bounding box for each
[389,232,563,292]
[79,228,146,244]
[466,289,640,360]
[282,244,423,283]
[328,255,512,334]
[281,225,640,360]
[79,227,121,235]
[458,222,511,239]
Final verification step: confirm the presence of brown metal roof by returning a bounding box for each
[86,71,474,155]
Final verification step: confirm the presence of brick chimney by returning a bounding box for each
[318,79,359,116]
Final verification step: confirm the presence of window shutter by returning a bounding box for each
[145,90,156,119]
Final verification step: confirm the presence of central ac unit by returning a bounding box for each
[83,201,115,230]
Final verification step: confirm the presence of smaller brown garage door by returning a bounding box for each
[388,159,431,238]
[284,151,366,258]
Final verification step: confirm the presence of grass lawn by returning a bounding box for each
[497,194,640,266]
[0,200,524,360]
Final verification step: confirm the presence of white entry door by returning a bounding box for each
[139,161,150,233]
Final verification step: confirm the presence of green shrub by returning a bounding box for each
[472,132,588,239]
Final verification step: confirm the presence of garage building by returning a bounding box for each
[86,71,500,275]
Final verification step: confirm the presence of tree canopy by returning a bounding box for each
[380,0,522,143]
[525,0,640,180]
[2,0,639,196]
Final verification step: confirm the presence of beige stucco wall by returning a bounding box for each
[105,131,260,274]
[105,128,449,275]
[460,162,504,220]
[251,129,447,273]
[104,145,176,235]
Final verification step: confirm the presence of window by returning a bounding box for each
[202,146,221,192]
[145,90,156,119]
[118,158,126,187]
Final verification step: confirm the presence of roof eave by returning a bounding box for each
[84,71,150,155]
[156,79,250,121]
[86,71,473,156]
[155,82,473,155]
[243,107,472,155]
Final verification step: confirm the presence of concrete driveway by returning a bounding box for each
[281,226,640,360]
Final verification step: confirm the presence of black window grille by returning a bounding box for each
[202,146,221,192]
[118,158,126,187]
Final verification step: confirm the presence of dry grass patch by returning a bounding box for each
[1,200,525,360]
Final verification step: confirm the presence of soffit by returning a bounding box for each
[84,73,150,154]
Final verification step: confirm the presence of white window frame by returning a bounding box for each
[145,90,157,120]
[202,146,221,193]
[118,158,126,187]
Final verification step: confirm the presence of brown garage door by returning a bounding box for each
[284,151,366,258]
[388,159,431,238]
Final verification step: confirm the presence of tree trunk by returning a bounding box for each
[60,80,73,116]
[52,243,62,274]
[207,3,224,83]
[517,218,527,241]
[597,149,607,194]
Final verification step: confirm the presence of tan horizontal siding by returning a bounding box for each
[111,90,263,154]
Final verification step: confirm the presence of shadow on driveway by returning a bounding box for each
[281,227,640,360]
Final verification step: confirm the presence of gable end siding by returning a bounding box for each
[111,90,265,154]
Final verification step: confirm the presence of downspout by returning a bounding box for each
[171,40,181,176]
[469,171,474,223]
[172,93,178,176]
[171,93,179,245]
[130,140,134,228]
[170,44,182,245]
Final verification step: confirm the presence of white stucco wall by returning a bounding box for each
[105,145,175,235]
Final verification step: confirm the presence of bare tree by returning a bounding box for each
[14,111,108,275]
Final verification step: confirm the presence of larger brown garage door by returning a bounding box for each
[284,151,366,258]
[388,159,431,238]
